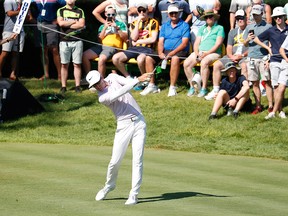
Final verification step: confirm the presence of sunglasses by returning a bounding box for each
[169,12,179,16]
[205,15,214,20]
[137,8,147,13]
[107,13,116,17]
[273,15,283,20]
[236,16,245,21]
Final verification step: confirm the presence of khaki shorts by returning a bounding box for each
[59,41,83,64]
[246,58,270,81]
[270,61,288,87]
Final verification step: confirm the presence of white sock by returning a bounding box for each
[213,86,220,92]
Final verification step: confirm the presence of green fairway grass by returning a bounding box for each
[1,143,288,216]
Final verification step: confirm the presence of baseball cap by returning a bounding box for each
[136,2,148,9]
[221,62,240,73]
[105,5,116,12]
[271,7,286,17]
[168,4,180,13]
[86,70,101,88]
[251,5,263,15]
[235,9,246,17]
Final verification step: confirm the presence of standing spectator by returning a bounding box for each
[208,62,251,120]
[86,70,152,205]
[112,3,159,78]
[82,6,128,77]
[92,0,128,25]
[284,3,288,24]
[253,6,288,119]
[243,4,273,114]
[229,0,252,30]
[246,0,272,25]
[205,9,248,101]
[31,0,66,80]
[143,4,190,97]
[279,37,288,117]
[57,0,85,94]
[158,0,192,25]
[189,0,221,46]
[183,10,225,97]
[0,0,27,80]
[128,0,157,24]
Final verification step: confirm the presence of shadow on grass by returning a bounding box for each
[107,191,228,204]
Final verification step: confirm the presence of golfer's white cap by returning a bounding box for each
[86,70,101,88]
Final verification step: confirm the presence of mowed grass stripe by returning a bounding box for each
[1,143,288,216]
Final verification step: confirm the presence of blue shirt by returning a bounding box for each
[159,19,190,52]
[32,0,66,23]
[220,75,246,99]
[258,25,288,63]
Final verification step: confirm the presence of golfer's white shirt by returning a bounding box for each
[98,74,142,121]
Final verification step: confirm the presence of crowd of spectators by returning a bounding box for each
[1,0,288,120]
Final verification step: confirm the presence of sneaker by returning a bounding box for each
[227,108,233,116]
[133,85,145,91]
[75,86,82,93]
[265,112,275,120]
[279,111,287,119]
[268,106,273,113]
[251,106,262,115]
[187,87,195,97]
[125,195,138,205]
[204,90,218,100]
[168,86,177,97]
[197,88,208,98]
[208,114,217,121]
[140,85,159,96]
[95,187,114,201]
[233,111,239,119]
[60,87,67,95]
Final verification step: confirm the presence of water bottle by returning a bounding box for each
[161,59,167,70]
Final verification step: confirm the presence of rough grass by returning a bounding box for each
[0,78,288,160]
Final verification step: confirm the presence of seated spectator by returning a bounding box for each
[183,10,225,97]
[92,0,128,25]
[205,9,248,101]
[246,0,272,25]
[189,0,221,46]
[82,6,128,77]
[112,3,159,79]
[128,0,157,24]
[229,0,252,30]
[208,62,251,120]
[243,4,273,115]
[158,0,192,26]
[284,3,288,24]
[142,4,190,97]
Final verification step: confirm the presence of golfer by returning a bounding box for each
[86,70,152,205]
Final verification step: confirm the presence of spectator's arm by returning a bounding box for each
[185,14,192,23]
[265,4,272,24]
[70,18,85,30]
[253,36,272,55]
[135,31,158,45]
[92,1,111,24]
[280,47,288,63]
[230,12,235,30]
[158,37,165,59]
[57,16,76,28]
[205,36,224,55]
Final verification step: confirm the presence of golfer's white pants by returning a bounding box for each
[105,115,146,196]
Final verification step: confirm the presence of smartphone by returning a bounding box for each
[107,17,113,22]
[249,29,254,34]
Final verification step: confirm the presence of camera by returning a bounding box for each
[107,17,113,22]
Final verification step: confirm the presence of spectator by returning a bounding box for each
[208,62,251,120]
[0,33,18,46]
[92,0,128,25]
[279,37,288,117]
[205,9,249,101]
[183,10,225,97]
[253,6,288,119]
[82,6,128,77]
[243,4,273,114]
[188,0,221,46]
[0,0,27,80]
[128,0,157,24]
[142,4,190,97]
[246,0,272,25]
[31,0,66,80]
[229,0,252,30]
[284,3,288,24]
[57,0,85,94]
[158,0,192,26]
[112,3,159,79]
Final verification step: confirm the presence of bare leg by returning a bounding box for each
[73,63,82,87]
[169,56,180,86]
[112,52,130,77]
